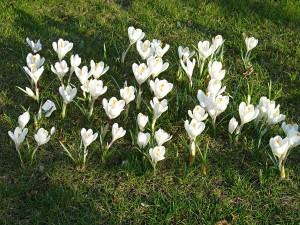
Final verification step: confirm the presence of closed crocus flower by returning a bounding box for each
[132,63,152,85]
[147,56,169,78]
[269,136,290,159]
[52,38,73,61]
[81,128,98,147]
[214,95,230,117]
[228,117,238,134]
[150,97,168,121]
[207,79,226,96]
[26,53,45,69]
[112,123,126,142]
[149,78,173,99]
[178,46,195,62]
[90,60,109,79]
[120,86,135,104]
[208,61,226,81]
[23,64,44,85]
[59,85,77,103]
[282,122,298,135]
[17,86,36,99]
[8,127,28,147]
[137,113,148,131]
[137,132,150,149]
[155,129,172,146]
[245,37,258,52]
[102,97,125,119]
[287,129,300,148]
[70,54,81,73]
[151,39,170,58]
[184,119,205,141]
[128,26,145,45]
[88,79,107,99]
[41,100,56,117]
[198,40,213,60]
[149,146,166,164]
[51,60,69,81]
[34,128,51,146]
[188,105,208,122]
[212,35,223,51]
[136,40,152,60]
[180,58,196,87]
[239,102,259,125]
[26,37,42,53]
[18,111,30,130]
[75,66,94,84]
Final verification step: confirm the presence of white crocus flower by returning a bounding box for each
[147,56,169,78]
[52,38,73,61]
[26,37,42,53]
[266,104,285,125]
[282,122,298,135]
[8,127,28,148]
[70,54,81,72]
[137,132,150,149]
[18,111,30,130]
[87,79,107,99]
[149,78,173,99]
[208,61,226,81]
[51,60,69,84]
[17,87,37,100]
[137,113,148,131]
[128,26,145,45]
[270,136,290,159]
[155,129,172,146]
[120,86,135,104]
[212,35,223,51]
[26,53,45,69]
[34,128,51,146]
[107,123,126,150]
[207,79,226,96]
[214,95,230,117]
[132,63,152,85]
[75,66,94,85]
[81,128,98,147]
[287,129,300,148]
[136,40,153,60]
[102,97,125,120]
[150,97,168,130]
[184,119,205,157]
[90,60,109,79]
[255,96,271,120]
[41,100,57,117]
[245,37,258,52]
[59,85,77,103]
[23,64,44,85]
[180,58,196,87]
[188,105,208,122]
[149,146,166,171]
[151,39,170,58]
[239,102,259,126]
[228,117,238,134]
[198,41,214,60]
[178,46,195,62]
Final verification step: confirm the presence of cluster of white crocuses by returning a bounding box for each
[8,111,55,165]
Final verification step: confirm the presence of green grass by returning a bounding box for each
[1,0,300,224]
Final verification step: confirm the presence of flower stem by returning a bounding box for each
[107,140,114,151]
[88,98,95,119]
[30,146,39,165]
[279,159,286,179]
[136,85,142,110]
[61,102,67,119]
[121,43,132,63]
[200,58,206,79]
[82,146,88,169]
[124,104,130,120]
[35,83,39,103]
[16,146,24,166]
[212,116,216,138]
[68,69,74,85]
[151,118,157,133]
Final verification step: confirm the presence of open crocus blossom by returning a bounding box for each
[137,113,148,131]
[107,123,126,150]
[149,78,173,99]
[128,26,145,45]
[208,61,226,81]
[132,63,152,85]
[8,127,28,148]
[147,56,169,79]
[120,86,135,105]
[178,46,195,62]
[137,132,150,149]
[41,100,56,117]
[102,97,125,120]
[149,146,166,171]
[26,53,45,69]
[35,127,53,146]
[87,79,107,99]
[51,60,69,85]
[228,117,238,134]
[136,40,153,60]
[150,97,168,130]
[81,128,98,148]
[59,85,77,104]
[26,37,42,53]
[282,122,298,135]
[90,60,109,79]
[239,102,259,126]
[18,111,30,130]
[155,129,172,146]
[23,64,44,86]
[180,58,196,87]
[266,104,285,125]
[188,105,208,122]
[75,66,94,85]
[52,38,73,61]
[151,39,170,58]
[185,119,205,158]
[245,37,258,52]
[198,40,214,60]
[207,79,226,97]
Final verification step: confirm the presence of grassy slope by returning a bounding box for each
[0,0,300,224]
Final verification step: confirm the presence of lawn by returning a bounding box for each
[1,0,300,224]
